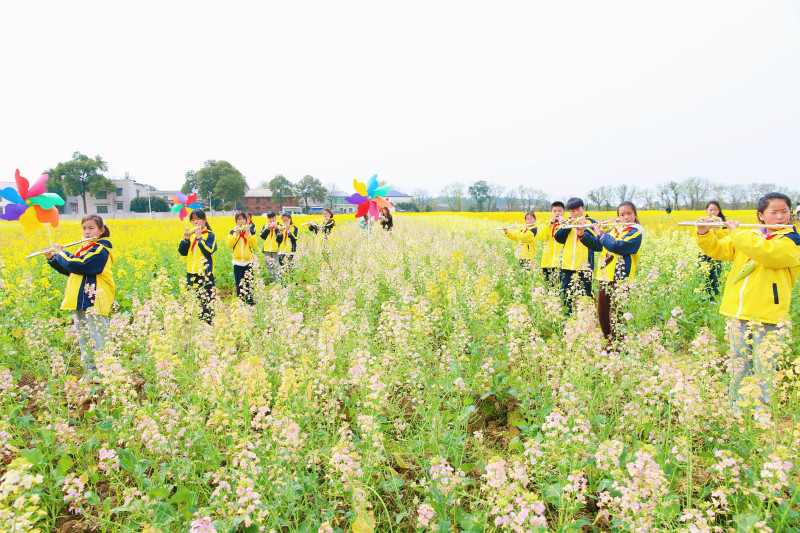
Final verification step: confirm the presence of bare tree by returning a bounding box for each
[637,188,656,209]
[488,183,505,211]
[725,184,746,209]
[441,182,466,211]
[587,186,614,209]
[681,177,713,209]
[504,190,518,212]
[615,184,639,204]
[412,188,433,211]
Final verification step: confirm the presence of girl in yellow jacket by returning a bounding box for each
[260,211,282,282]
[276,213,299,274]
[503,212,538,271]
[227,211,257,305]
[696,192,800,408]
[699,201,729,298]
[581,201,643,342]
[554,198,603,313]
[44,215,114,380]
[537,201,566,285]
[178,209,217,323]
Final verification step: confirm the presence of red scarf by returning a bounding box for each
[75,242,96,257]
[190,230,208,252]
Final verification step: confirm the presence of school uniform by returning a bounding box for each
[699,226,729,297]
[275,224,299,267]
[260,222,282,281]
[226,227,257,304]
[697,226,800,406]
[554,217,602,311]
[504,225,537,270]
[178,229,217,323]
[581,225,643,340]
[309,219,336,235]
[536,221,564,285]
[48,238,115,372]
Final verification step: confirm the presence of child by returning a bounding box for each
[45,215,114,381]
[699,201,728,298]
[308,208,336,235]
[554,198,602,312]
[260,211,282,282]
[226,211,257,305]
[582,201,643,341]
[537,201,565,284]
[276,212,299,272]
[358,214,371,232]
[503,212,537,271]
[178,209,217,323]
[379,207,394,231]
[696,192,800,408]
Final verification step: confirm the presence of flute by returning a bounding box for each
[299,218,325,226]
[492,223,536,231]
[677,221,795,228]
[26,237,97,258]
[560,222,634,229]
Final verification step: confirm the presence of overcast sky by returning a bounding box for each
[1,1,798,197]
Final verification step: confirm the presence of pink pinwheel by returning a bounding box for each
[0,170,64,234]
[170,192,203,220]
[345,175,393,220]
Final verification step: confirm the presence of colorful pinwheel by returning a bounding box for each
[170,192,203,220]
[0,170,64,234]
[346,175,393,220]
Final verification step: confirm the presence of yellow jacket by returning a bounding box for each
[697,227,800,323]
[504,225,538,260]
[582,225,643,282]
[178,230,217,276]
[536,222,565,268]
[554,216,603,271]
[226,228,257,264]
[47,239,115,316]
[260,223,282,253]
[276,225,298,254]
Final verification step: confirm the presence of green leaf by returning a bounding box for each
[150,486,172,499]
[117,449,137,472]
[97,419,113,431]
[170,486,194,504]
[149,501,177,526]
[380,476,404,493]
[57,455,74,476]
[437,518,452,533]
[20,448,43,466]
[733,513,758,533]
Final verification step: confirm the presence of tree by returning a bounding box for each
[412,188,434,212]
[181,160,246,210]
[726,184,747,209]
[488,183,505,212]
[295,175,326,212]
[441,182,466,211]
[214,172,249,210]
[637,188,657,209]
[396,202,418,212]
[468,180,491,211]
[268,175,294,210]
[504,190,518,212]
[45,152,113,214]
[587,186,613,210]
[324,180,339,208]
[681,177,713,210]
[130,196,170,213]
[615,184,639,204]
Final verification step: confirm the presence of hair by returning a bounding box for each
[756,192,792,223]
[246,212,253,220]
[267,211,277,218]
[551,201,565,210]
[322,208,334,218]
[705,201,726,222]
[524,211,536,220]
[234,210,248,221]
[281,212,293,223]
[565,197,584,210]
[381,206,391,215]
[190,209,212,231]
[617,201,640,224]
[82,215,110,238]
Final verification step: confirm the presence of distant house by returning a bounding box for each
[241,188,299,214]
[385,189,413,210]
[308,189,357,214]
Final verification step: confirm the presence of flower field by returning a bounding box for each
[0,211,798,532]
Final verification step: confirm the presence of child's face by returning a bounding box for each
[191,217,205,228]
[551,206,564,218]
[236,216,247,226]
[706,204,720,217]
[617,205,636,224]
[759,199,791,226]
[568,206,585,219]
[82,221,102,239]
[268,216,276,224]
[323,211,331,219]
[282,216,291,226]
[525,214,536,224]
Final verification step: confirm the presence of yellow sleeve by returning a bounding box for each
[517,230,537,244]
[505,229,521,242]
[731,231,800,269]
[696,231,735,261]
[246,234,257,248]
[536,224,550,242]
[225,233,238,250]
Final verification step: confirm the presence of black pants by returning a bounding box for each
[233,264,254,305]
[560,269,593,315]
[542,267,560,286]
[186,273,215,324]
[597,281,617,341]
[700,255,721,297]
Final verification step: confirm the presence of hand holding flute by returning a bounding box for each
[27,238,94,259]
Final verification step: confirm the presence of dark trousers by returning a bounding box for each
[186,273,215,324]
[700,255,721,297]
[519,259,533,271]
[542,267,560,286]
[233,264,254,305]
[561,269,593,314]
[597,281,617,340]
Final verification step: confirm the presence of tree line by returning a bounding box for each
[406,177,799,212]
